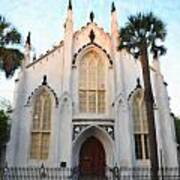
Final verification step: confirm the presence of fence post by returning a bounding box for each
[160,149,164,180]
[3,162,9,180]
[113,166,120,180]
[39,163,47,178]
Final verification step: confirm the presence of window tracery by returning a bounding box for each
[30,88,51,160]
[132,91,149,160]
[79,51,106,113]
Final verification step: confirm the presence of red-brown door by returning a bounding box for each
[79,137,105,176]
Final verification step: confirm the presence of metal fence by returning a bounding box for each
[0,165,179,180]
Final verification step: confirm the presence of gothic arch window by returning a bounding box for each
[79,51,105,113]
[30,88,51,160]
[132,91,149,160]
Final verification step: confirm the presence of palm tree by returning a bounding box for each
[119,12,166,179]
[0,15,24,78]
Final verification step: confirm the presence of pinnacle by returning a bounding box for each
[68,0,72,10]
[90,11,95,22]
[111,2,116,13]
[26,32,31,46]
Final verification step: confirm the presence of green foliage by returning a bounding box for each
[174,116,180,144]
[0,110,9,147]
[0,15,24,78]
[119,12,167,59]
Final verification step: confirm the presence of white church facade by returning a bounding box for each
[6,1,178,173]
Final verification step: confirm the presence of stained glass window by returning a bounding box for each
[30,89,51,160]
[133,91,150,160]
[79,51,105,113]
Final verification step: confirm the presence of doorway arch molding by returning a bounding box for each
[72,125,114,167]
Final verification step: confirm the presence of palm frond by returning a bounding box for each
[150,44,166,58]
[0,47,24,77]
[0,15,23,77]
[0,16,22,46]
[119,11,167,59]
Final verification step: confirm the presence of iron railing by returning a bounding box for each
[0,165,179,180]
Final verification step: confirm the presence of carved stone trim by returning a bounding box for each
[72,124,114,141]
[26,78,59,106]
[72,118,114,123]
[128,78,142,101]
[72,125,88,140]
[99,125,114,140]
[72,42,113,65]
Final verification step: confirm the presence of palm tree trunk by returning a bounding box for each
[140,46,159,180]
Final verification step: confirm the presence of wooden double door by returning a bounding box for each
[79,137,106,176]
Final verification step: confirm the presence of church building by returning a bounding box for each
[6,0,178,174]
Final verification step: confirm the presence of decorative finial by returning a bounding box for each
[26,32,31,46]
[111,2,116,12]
[42,75,47,85]
[89,30,95,43]
[90,11,94,22]
[68,0,72,10]
[136,78,141,88]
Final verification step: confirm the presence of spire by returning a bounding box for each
[111,2,116,13]
[63,0,73,93]
[111,2,118,36]
[90,11,95,22]
[23,32,31,68]
[64,0,73,31]
[68,0,72,10]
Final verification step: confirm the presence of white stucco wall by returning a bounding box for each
[6,9,178,168]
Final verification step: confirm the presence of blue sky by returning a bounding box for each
[0,0,180,116]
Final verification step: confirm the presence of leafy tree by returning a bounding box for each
[119,12,166,179]
[174,116,180,145]
[0,109,9,166]
[0,15,24,78]
[0,110,9,148]
[0,98,11,166]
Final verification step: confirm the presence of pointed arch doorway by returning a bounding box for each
[79,136,106,177]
